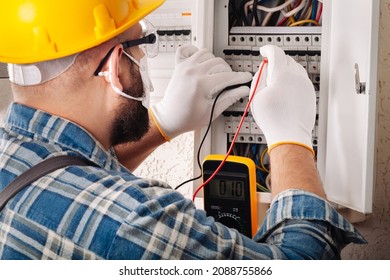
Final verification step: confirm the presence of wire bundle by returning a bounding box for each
[233,143,271,192]
[229,0,323,27]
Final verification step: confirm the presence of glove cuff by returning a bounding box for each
[149,109,171,142]
[268,141,315,157]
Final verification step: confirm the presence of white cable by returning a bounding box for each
[245,0,296,26]
[245,0,294,17]
[244,0,310,26]
[244,1,257,26]
[245,0,295,26]
[261,12,274,26]
[281,0,307,18]
[244,1,254,17]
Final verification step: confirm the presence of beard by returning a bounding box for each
[110,65,150,146]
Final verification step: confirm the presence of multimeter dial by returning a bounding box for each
[217,213,247,236]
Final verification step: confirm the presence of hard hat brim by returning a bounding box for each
[0,0,166,64]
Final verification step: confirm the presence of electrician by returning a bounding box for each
[0,0,364,259]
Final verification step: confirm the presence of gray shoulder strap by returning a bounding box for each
[0,155,97,212]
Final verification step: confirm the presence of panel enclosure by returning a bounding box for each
[318,0,379,213]
[193,0,379,215]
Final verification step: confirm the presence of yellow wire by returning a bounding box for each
[289,19,319,27]
[260,147,269,173]
[232,145,238,156]
[256,164,266,173]
[256,182,270,192]
[305,4,313,20]
[288,3,296,24]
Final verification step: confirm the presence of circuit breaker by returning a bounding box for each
[146,0,194,100]
[191,0,379,219]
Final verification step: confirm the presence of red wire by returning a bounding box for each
[316,2,323,22]
[192,58,268,202]
[276,0,301,26]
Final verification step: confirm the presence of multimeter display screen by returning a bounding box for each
[208,177,246,201]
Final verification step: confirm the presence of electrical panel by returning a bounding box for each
[192,0,379,219]
[143,1,379,222]
[146,0,194,99]
[197,0,325,217]
[219,26,321,149]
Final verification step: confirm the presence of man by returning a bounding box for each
[0,0,364,259]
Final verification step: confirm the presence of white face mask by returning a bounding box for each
[98,52,154,109]
[123,51,154,109]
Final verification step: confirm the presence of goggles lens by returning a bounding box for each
[139,19,159,58]
[120,19,159,58]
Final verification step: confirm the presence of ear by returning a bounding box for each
[101,44,124,90]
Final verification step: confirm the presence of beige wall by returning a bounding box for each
[0,79,12,123]
[341,0,390,259]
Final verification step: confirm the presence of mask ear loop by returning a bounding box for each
[122,50,153,108]
[98,45,144,102]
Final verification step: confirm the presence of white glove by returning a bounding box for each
[250,45,316,154]
[150,45,253,140]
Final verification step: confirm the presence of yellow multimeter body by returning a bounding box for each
[202,154,258,238]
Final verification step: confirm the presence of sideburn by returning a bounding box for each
[110,55,150,146]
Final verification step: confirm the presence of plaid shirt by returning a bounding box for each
[0,103,365,259]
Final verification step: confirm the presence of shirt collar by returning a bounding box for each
[4,103,121,170]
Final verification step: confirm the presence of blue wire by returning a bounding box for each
[312,0,317,21]
[250,144,267,186]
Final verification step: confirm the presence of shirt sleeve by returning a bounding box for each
[106,186,366,260]
[253,189,367,259]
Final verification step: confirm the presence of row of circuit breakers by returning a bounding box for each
[222,30,321,150]
[146,7,321,150]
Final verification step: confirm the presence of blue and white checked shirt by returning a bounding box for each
[0,103,365,259]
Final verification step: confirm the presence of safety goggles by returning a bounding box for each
[122,19,159,58]
[93,19,158,76]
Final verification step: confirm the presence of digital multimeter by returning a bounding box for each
[202,154,258,238]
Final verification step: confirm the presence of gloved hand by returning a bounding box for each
[250,45,316,154]
[150,45,253,140]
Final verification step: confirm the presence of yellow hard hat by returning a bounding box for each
[0,0,165,64]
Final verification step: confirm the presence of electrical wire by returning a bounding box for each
[276,0,319,26]
[287,0,301,25]
[256,182,270,192]
[277,14,289,26]
[252,0,261,26]
[244,0,292,20]
[192,58,268,202]
[174,88,225,190]
[240,0,250,26]
[260,147,270,173]
[289,19,319,26]
[316,1,323,22]
[175,82,251,191]
[304,3,313,20]
[282,0,306,18]
[311,0,317,21]
[238,0,323,27]
[284,0,307,25]
[261,12,274,26]
[294,0,305,21]
[256,163,267,173]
